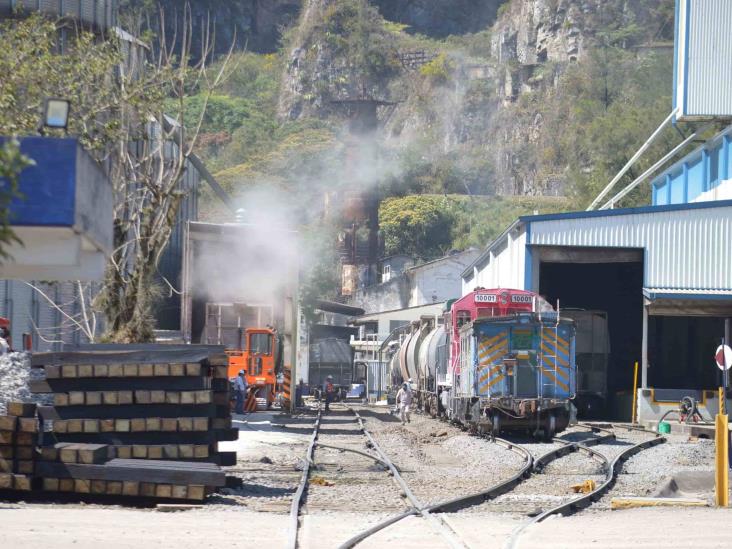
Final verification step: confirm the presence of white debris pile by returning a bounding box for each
[0,352,44,414]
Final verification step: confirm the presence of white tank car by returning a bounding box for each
[398,331,413,383]
[418,327,437,383]
[427,325,447,385]
[405,326,427,383]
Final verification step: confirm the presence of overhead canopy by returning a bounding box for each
[643,288,732,316]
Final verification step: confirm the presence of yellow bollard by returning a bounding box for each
[631,361,639,424]
[716,387,729,507]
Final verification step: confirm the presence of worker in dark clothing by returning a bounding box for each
[234,369,248,415]
[323,375,335,413]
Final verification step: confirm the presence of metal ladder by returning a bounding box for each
[539,315,560,399]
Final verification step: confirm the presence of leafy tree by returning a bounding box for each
[0,13,231,342]
[379,195,454,260]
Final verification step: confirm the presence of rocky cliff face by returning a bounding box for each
[269,0,670,197]
[278,0,401,121]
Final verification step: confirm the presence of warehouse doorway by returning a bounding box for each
[537,249,644,420]
[647,316,724,390]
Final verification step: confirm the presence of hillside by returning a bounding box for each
[167,0,678,270]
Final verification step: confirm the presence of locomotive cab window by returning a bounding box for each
[249,333,272,355]
[456,310,471,328]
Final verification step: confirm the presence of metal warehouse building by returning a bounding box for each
[462,195,732,422]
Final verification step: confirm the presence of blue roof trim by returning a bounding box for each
[519,198,732,224]
[643,290,732,301]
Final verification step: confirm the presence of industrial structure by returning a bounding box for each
[462,155,732,423]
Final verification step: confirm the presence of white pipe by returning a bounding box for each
[600,123,713,210]
[587,109,678,210]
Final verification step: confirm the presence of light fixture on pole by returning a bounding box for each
[41,98,70,133]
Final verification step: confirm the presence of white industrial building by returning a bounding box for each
[462,199,732,422]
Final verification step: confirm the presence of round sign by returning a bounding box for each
[715,345,732,371]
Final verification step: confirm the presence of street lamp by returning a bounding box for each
[41,98,70,132]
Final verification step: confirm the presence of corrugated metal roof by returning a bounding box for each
[644,288,732,299]
[462,199,732,294]
[529,203,732,291]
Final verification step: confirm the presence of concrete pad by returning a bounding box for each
[652,470,715,498]
[0,506,288,549]
[219,411,310,459]
[517,507,732,549]
[443,512,522,548]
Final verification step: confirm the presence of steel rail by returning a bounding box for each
[505,430,666,549]
[426,437,533,513]
[339,422,614,547]
[314,442,390,468]
[287,407,322,549]
[343,406,469,549]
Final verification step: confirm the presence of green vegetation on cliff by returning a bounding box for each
[184,0,679,260]
[380,194,570,261]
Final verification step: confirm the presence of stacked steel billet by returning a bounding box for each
[0,402,39,492]
[30,347,236,466]
[36,443,225,500]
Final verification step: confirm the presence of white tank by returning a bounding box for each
[418,328,437,381]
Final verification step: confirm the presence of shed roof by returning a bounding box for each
[462,199,732,294]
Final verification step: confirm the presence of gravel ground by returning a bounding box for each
[305,407,406,513]
[211,412,314,512]
[366,409,527,506]
[594,432,717,509]
[0,352,49,414]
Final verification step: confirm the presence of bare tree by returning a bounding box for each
[95,6,234,342]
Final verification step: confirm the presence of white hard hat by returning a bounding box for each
[408,378,413,383]
[238,370,245,375]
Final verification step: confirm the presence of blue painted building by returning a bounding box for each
[652,125,732,205]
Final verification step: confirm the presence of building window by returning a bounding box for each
[382,264,391,282]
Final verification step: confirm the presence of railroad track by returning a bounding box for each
[288,404,469,549]
[504,423,666,549]
[288,406,665,549]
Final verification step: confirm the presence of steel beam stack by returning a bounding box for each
[0,403,39,492]
[0,348,238,502]
[30,348,237,466]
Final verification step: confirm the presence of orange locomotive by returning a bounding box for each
[226,327,281,409]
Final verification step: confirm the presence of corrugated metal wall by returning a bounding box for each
[462,229,526,295]
[156,159,200,330]
[684,0,732,118]
[529,204,732,291]
[652,125,732,205]
[0,280,102,351]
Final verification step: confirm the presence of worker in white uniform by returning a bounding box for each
[395,382,413,425]
[234,369,248,414]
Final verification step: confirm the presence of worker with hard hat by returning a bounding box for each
[396,381,413,425]
[323,375,335,413]
[234,369,249,415]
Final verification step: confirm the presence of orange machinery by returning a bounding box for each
[226,327,280,408]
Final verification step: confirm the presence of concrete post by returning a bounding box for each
[641,303,649,389]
